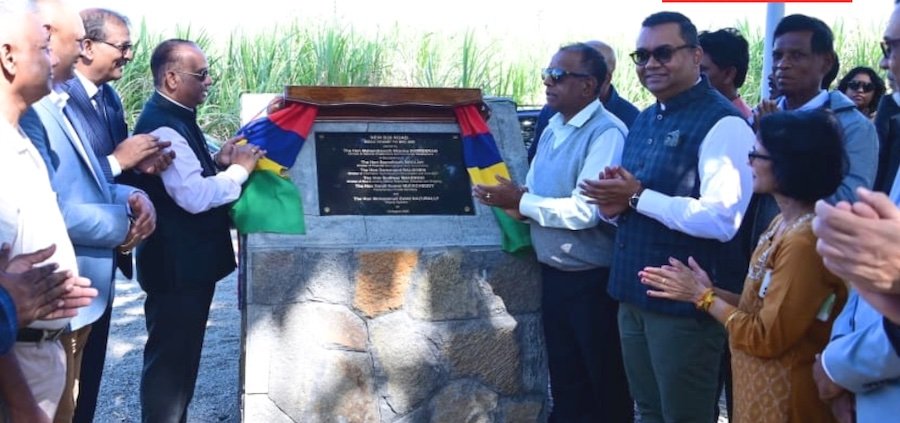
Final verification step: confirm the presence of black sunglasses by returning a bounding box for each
[630,44,695,66]
[175,69,211,81]
[748,148,772,163]
[881,37,900,59]
[93,39,135,55]
[541,67,591,82]
[847,80,874,93]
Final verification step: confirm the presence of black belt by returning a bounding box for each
[16,327,66,343]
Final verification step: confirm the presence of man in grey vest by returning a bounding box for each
[474,43,631,422]
[580,12,754,422]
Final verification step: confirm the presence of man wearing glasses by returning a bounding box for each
[56,9,173,423]
[473,43,630,422]
[580,11,754,422]
[128,39,261,422]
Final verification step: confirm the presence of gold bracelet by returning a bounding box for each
[724,309,740,328]
[695,288,715,312]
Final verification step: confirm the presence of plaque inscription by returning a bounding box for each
[316,132,475,215]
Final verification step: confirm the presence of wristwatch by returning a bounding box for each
[628,189,643,210]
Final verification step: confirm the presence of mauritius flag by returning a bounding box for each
[230,102,318,234]
[455,105,532,254]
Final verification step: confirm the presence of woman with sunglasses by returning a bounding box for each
[838,66,886,119]
[638,109,848,423]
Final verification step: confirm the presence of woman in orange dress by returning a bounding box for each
[639,109,848,423]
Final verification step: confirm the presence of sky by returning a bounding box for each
[69,0,889,48]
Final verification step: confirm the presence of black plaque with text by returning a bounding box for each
[316,132,475,215]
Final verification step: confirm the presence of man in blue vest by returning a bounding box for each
[580,11,754,422]
[474,43,631,422]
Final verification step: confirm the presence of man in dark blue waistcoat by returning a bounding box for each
[580,11,754,422]
[128,39,262,423]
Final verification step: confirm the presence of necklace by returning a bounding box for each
[746,212,815,281]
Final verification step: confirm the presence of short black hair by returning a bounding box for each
[773,14,834,55]
[758,110,846,203]
[150,39,196,88]
[558,42,608,96]
[642,11,698,47]
[698,28,749,88]
[837,66,887,114]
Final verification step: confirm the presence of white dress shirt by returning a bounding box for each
[0,119,77,329]
[634,113,755,242]
[520,99,626,230]
[151,93,248,214]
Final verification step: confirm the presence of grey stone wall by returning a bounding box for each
[240,98,547,423]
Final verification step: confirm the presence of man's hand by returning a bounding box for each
[579,166,641,218]
[231,143,264,173]
[0,243,75,326]
[472,175,525,210]
[813,188,900,294]
[128,192,156,239]
[813,353,846,401]
[266,95,286,115]
[752,99,781,132]
[135,142,175,175]
[113,134,163,171]
[41,276,97,320]
[830,391,856,423]
[215,135,244,168]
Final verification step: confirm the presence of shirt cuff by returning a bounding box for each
[821,349,839,384]
[885,317,900,357]
[107,154,122,177]
[634,188,666,215]
[223,164,251,185]
[518,192,540,221]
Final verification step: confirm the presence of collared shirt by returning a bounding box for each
[520,99,626,230]
[152,91,249,214]
[633,108,754,242]
[47,89,101,184]
[777,90,829,111]
[0,118,77,330]
[75,70,122,177]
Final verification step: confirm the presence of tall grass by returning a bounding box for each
[113,19,884,140]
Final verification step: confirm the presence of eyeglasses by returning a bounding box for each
[847,80,875,93]
[175,69,211,81]
[93,39,135,55]
[629,44,695,66]
[881,37,900,59]
[748,148,772,163]
[541,67,591,82]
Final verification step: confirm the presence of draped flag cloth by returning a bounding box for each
[230,102,318,234]
[454,105,532,254]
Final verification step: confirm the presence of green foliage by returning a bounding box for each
[113,19,884,140]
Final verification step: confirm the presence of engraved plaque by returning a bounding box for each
[316,132,475,215]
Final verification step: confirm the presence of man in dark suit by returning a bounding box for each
[130,39,261,422]
[528,40,640,162]
[58,8,171,423]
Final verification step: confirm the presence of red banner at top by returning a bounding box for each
[663,0,850,2]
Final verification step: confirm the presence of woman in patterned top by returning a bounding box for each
[638,109,848,423]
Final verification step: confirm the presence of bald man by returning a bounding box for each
[529,40,640,162]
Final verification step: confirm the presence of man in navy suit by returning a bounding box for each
[19,2,156,422]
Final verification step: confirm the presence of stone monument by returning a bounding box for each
[240,87,547,422]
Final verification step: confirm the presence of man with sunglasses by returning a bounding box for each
[760,14,877,204]
[875,44,900,195]
[580,11,754,422]
[474,42,630,422]
[527,40,638,163]
[128,39,261,423]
